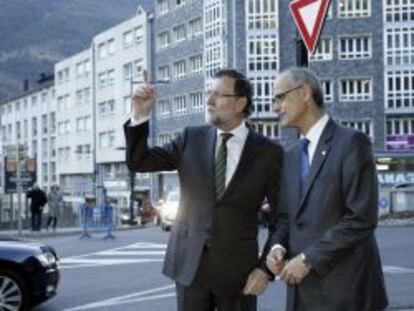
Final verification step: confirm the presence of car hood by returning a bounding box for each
[0,237,51,256]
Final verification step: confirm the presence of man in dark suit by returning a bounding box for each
[266,67,388,311]
[124,69,283,311]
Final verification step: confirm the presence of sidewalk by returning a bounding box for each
[378,211,414,227]
[0,224,145,240]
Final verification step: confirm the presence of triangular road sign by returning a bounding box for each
[290,0,331,54]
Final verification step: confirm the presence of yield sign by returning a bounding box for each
[290,0,331,54]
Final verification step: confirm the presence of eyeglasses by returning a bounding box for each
[206,90,243,99]
[272,85,302,106]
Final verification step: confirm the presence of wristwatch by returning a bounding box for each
[300,253,312,269]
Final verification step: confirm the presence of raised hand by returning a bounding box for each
[132,70,156,119]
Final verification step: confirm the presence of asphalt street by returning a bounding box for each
[31,225,414,311]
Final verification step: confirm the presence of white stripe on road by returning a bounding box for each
[63,284,175,311]
[60,258,163,269]
[59,242,167,269]
[383,265,414,274]
[96,250,166,256]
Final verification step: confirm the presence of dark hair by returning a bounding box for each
[213,69,253,117]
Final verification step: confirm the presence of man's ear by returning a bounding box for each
[302,84,312,103]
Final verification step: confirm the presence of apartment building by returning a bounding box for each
[0,78,57,220]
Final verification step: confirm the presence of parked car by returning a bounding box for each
[159,191,180,231]
[0,237,60,310]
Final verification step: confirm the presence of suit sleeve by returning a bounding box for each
[123,120,185,172]
[304,132,378,277]
[258,144,285,276]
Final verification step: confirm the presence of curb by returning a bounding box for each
[0,224,150,240]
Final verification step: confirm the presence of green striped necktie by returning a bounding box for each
[214,132,233,200]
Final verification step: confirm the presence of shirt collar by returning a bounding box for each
[303,114,330,146]
[217,121,249,141]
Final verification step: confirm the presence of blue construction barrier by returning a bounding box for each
[79,203,117,239]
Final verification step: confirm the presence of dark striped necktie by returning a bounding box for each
[214,133,233,200]
[300,138,310,198]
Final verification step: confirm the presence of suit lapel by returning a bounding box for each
[204,127,217,199]
[290,145,303,217]
[296,120,335,217]
[220,129,256,200]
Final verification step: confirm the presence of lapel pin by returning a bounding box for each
[322,150,327,156]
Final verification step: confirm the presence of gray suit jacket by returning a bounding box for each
[271,120,388,311]
[124,121,283,296]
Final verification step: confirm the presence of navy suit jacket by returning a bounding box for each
[271,120,388,311]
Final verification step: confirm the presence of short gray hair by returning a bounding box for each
[283,67,325,109]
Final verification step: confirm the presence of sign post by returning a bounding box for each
[4,144,36,235]
[290,0,331,63]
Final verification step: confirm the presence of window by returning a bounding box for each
[124,96,131,113]
[339,35,371,59]
[247,0,278,30]
[385,0,414,23]
[158,31,170,50]
[173,25,186,43]
[252,122,280,139]
[108,39,115,54]
[385,27,414,66]
[309,37,333,61]
[156,0,169,16]
[134,26,143,44]
[248,35,278,71]
[321,80,333,102]
[158,134,171,146]
[386,70,414,110]
[50,112,56,134]
[340,78,372,101]
[174,60,186,80]
[134,59,143,78]
[189,55,203,74]
[98,43,107,59]
[50,137,56,158]
[341,119,373,137]
[190,92,203,112]
[158,99,171,118]
[157,65,170,81]
[99,131,116,148]
[42,138,48,158]
[386,117,414,135]
[188,18,202,37]
[32,117,37,136]
[174,96,187,115]
[251,77,274,113]
[42,163,48,183]
[98,72,107,88]
[42,114,48,134]
[123,63,132,81]
[107,69,115,86]
[123,31,133,48]
[338,0,371,18]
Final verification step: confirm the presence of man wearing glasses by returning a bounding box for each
[266,67,388,311]
[124,69,283,310]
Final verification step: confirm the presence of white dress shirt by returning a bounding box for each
[216,122,249,187]
[302,114,330,165]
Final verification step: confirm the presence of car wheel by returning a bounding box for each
[0,269,30,311]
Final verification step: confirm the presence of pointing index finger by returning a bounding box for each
[143,69,149,85]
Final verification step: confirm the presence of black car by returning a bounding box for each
[0,237,60,310]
